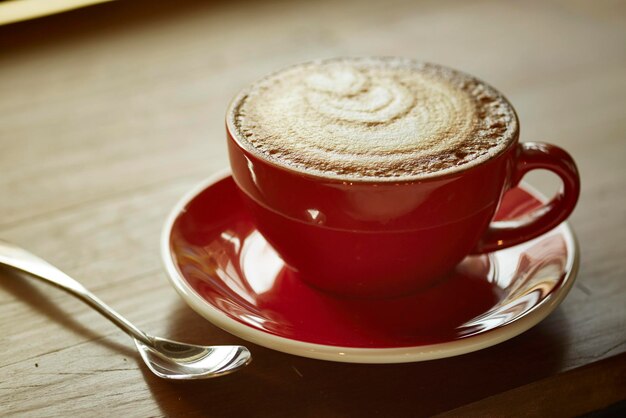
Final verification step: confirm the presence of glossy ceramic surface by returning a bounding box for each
[228,113,580,297]
[162,171,578,363]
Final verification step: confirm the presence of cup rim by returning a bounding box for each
[226,57,520,185]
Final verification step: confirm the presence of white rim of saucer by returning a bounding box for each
[160,168,579,364]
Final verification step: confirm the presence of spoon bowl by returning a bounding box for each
[135,336,251,379]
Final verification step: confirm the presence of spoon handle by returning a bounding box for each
[0,240,152,345]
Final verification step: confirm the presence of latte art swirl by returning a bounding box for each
[230,58,517,180]
[304,68,414,125]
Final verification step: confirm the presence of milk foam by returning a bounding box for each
[230,58,517,180]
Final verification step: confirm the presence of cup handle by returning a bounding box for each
[472,142,580,254]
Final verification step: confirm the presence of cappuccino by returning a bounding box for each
[229,58,517,180]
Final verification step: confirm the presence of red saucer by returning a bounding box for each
[162,171,578,363]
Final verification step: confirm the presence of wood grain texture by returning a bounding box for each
[1,0,625,416]
[438,353,626,417]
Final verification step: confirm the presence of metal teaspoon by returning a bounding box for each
[0,240,251,380]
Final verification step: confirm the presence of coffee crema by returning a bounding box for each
[229,58,517,180]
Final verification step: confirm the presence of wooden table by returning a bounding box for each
[1,0,624,416]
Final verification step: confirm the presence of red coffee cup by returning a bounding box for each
[226,73,580,298]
